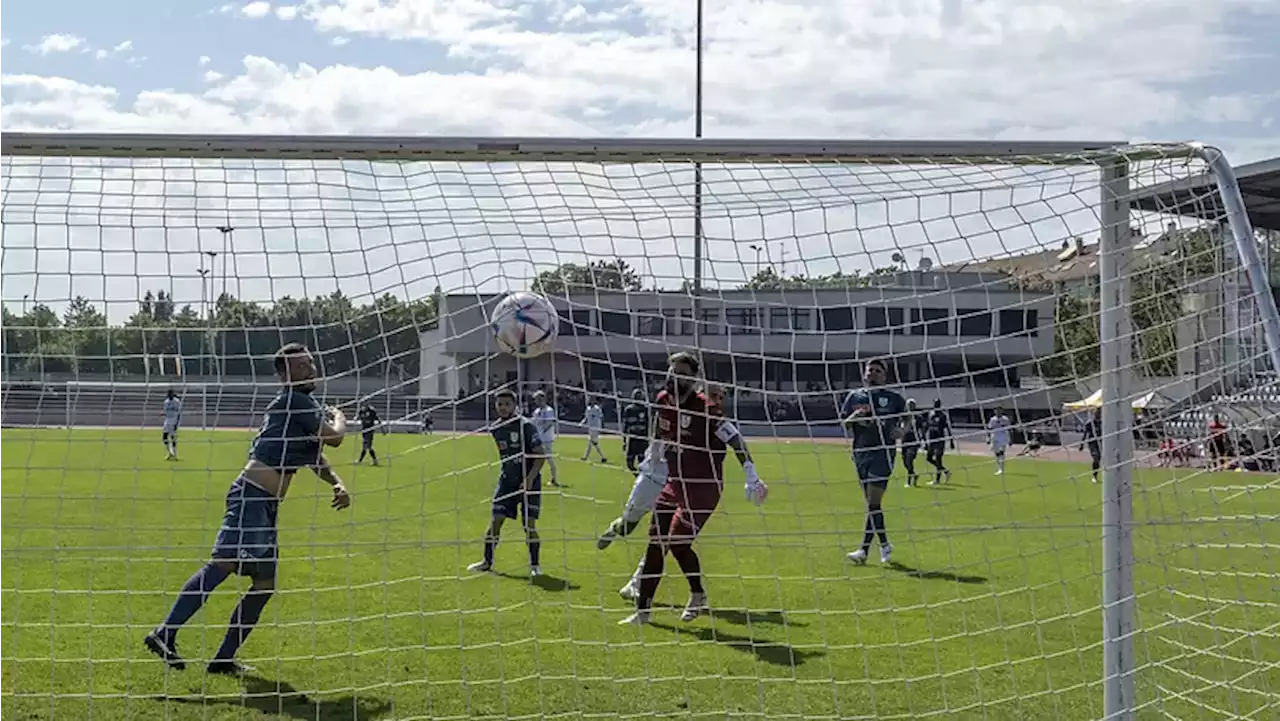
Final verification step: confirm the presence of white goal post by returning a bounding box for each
[2,132,1278,721]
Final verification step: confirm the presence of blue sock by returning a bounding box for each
[160,563,231,643]
[213,589,273,661]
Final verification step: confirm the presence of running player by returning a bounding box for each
[1080,410,1101,483]
[900,398,927,487]
[987,407,1012,475]
[357,403,380,465]
[144,343,349,675]
[620,388,649,472]
[924,399,954,484]
[161,389,182,461]
[582,398,608,462]
[530,391,561,486]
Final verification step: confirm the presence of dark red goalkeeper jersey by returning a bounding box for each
[655,389,732,481]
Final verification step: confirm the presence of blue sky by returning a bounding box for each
[2,0,1280,319]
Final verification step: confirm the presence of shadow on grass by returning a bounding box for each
[159,674,393,720]
[648,622,823,668]
[649,603,805,628]
[493,570,582,592]
[886,560,988,585]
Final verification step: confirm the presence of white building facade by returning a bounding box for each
[419,271,1065,413]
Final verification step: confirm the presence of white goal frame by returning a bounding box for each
[5,132,1279,721]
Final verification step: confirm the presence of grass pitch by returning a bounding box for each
[2,428,1275,720]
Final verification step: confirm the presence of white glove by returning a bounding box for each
[742,461,768,506]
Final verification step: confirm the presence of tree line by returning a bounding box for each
[2,290,439,379]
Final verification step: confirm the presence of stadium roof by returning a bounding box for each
[1131,156,1280,232]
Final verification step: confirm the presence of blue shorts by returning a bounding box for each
[492,473,541,522]
[211,477,280,578]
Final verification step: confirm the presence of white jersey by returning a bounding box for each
[987,415,1011,448]
[531,405,557,444]
[162,397,182,431]
[584,405,604,432]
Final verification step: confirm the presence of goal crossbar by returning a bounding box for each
[1,131,1132,164]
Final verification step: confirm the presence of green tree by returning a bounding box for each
[532,259,643,296]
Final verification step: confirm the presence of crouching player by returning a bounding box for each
[468,387,546,577]
[145,343,350,675]
[613,356,768,625]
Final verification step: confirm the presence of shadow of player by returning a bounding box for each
[494,570,581,592]
[648,622,823,668]
[159,674,393,721]
[886,560,988,585]
[649,604,805,628]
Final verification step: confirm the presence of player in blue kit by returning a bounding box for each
[144,342,350,675]
[468,387,547,577]
[840,358,907,565]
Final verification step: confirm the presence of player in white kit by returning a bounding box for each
[987,407,1012,475]
[581,398,608,463]
[161,389,183,461]
[529,391,561,487]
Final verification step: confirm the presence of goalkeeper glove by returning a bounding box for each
[742,461,769,506]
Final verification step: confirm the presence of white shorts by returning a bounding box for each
[541,439,555,454]
[588,430,601,442]
[163,422,179,435]
[622,466,668,524]
[992,442,1008,455]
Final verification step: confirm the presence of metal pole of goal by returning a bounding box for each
[690,0,705,353]
[1098,157,1136,721]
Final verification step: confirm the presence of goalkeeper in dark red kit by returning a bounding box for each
[618,352,766,626]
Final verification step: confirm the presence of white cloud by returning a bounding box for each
[198,55,212,66]
[241,1,272,19]
[276,5,299,20]
[26,34,84,55]
[203,70,225,83]
[330,36,350,46]
[95,40,135,60]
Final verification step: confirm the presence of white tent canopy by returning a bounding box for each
[1063,389,1176,412]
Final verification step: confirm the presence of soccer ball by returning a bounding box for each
[490,291,559,358]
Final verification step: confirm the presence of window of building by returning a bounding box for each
[957,309,993,337]
[661,308,693,336]
[726,307,759,334]
[910,307,951,336]
[865,306,904,335]
[636,312,664,336]
[792,309,813,331]
[598,310,632,335]
[999,308,1040,337]
[820,306,855,332]
[769,307,791,332]
[558,308,593,336]
[700,308,721,335]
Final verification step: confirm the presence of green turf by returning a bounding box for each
[2,429,1276,720]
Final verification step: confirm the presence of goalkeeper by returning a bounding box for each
[599,381,768,602]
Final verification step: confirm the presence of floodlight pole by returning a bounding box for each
[691,0,705,352]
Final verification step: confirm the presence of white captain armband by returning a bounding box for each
[714,419,740,444]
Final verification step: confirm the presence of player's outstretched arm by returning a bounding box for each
[312,454,351,510]
[719,422,768,506]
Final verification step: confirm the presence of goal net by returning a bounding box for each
[2,134,1277,721]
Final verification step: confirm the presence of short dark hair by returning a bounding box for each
[668,351,700,376]
[492,387,517,402]
[865,358,887,371]
[274,342,309,375]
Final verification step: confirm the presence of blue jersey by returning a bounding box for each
[249,388,325,471]
[490,415,545,482]
[841,387,907,481]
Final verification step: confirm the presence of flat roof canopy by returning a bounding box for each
[1132,156,1280,232]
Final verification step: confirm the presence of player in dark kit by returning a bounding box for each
[144,343,350,675]
[1080,410,1102,484]
[620,352,761,625]
[924,399,955,485]
[467,387,547,578]
[357,404,380,465]
[900,398,928,487]
[841,358,907,566]
[621,387,650,472]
